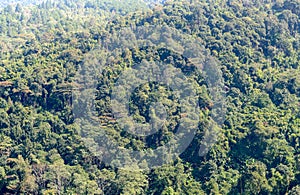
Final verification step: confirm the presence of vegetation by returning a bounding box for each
[0,0,299,194]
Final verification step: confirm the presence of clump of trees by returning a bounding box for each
[0,0,299,194]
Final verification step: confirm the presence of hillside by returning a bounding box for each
[0,0,299,194]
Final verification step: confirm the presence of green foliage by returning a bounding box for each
[0,0,299,194]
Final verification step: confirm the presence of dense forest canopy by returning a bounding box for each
[0,0,299,194]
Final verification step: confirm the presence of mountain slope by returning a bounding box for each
[0,0,299,194]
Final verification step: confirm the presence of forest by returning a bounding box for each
[0,0,300,194]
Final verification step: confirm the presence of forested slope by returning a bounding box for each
[0,0,299,194]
